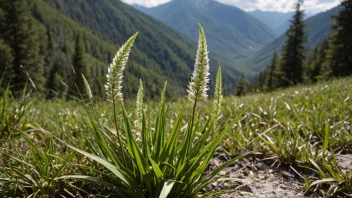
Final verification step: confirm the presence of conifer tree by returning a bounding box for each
[0,0,45,91]
[280,0,307,86]
[319,39,333,80]
[46,50,67,97]
[306,39,331,82]
[267,52,281,91]
[0,39,13,86]
[235,76,248,96]
[307,45,322,83]
[331,0,352,76]
[69,34,89,97]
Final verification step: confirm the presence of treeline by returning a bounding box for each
[251,0,352,92]
[0,0,112,98]
[0,0,212,99]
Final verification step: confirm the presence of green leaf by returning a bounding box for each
[149,158,163,180]
[323,122,330,153]
[64,143,139,192]
[122,105,149,176]
[57,175,121,194]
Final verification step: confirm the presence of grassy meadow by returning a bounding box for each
[0,0,351,196]
[1,75,352,197]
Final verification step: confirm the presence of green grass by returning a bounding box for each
[1,77,351,197]
[1,27,352,196]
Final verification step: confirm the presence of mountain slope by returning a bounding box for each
[136,0,277,62]
[29,0,240,97]
[236,6,343,75]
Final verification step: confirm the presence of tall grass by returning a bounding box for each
[52,25,244,197]
[0,76,32,139]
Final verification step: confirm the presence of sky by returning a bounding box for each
[121,0,341,14]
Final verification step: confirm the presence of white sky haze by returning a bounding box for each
[121,0,341,14]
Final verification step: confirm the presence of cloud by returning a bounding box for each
[121,0,341,13]
[216,0,341,14]
[121,0,171,8]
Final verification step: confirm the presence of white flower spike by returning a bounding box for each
[212,61,223,123]
[135,79,144,131]
[105,32,138,103]
[187,24,210,102]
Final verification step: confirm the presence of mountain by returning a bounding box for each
[249,10,315,36]
[25,0,240,98]
[135,0,277,63]
[131,4,149,13]
[249,10,294,35]
[236,6,343,75]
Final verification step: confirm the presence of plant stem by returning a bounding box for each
[187,98,198,155]
[113,99,126,165]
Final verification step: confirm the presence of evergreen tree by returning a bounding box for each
[319,39,333,80]
[235,76,248,96]
[250,71,265,92]
[69,34,89,97]
[0,39,13,86]
[91,62,104,98]
[307,45,322,83]
[46,50,67,98]
[280,0,307,86]
[0,0,45,91]
[306,39,332,82]
[267,52,281,91]
[331,0,352,76]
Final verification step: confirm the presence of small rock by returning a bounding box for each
[211,182,218,189]
[336,154,352,171]
[236,184,253,193]
[218,153,229,161]
[281,170,294,179]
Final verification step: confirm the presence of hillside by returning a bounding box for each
[25,0,240,98]
[236,6,343,75]
[135,0,277,63]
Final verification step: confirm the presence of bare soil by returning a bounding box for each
[203,152,352,198]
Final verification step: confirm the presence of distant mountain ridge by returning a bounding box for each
[134,0,277,63]
[249,10,315,36]
[236,6,343,75]
[248,10,294,35]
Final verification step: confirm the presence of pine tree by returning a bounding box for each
[267,52,281,91]
[331,0,352,76]
[319,39,333,80]
[306,39,331,82]
[0,0,45,91]
[235,76,248,96]
[280,0,307,86]
[0,10,13,85]
[46,50,67,98]
[307,45,322,83]
[250,71,265,92]
[69,34,89,97]
[0,39,13,86]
